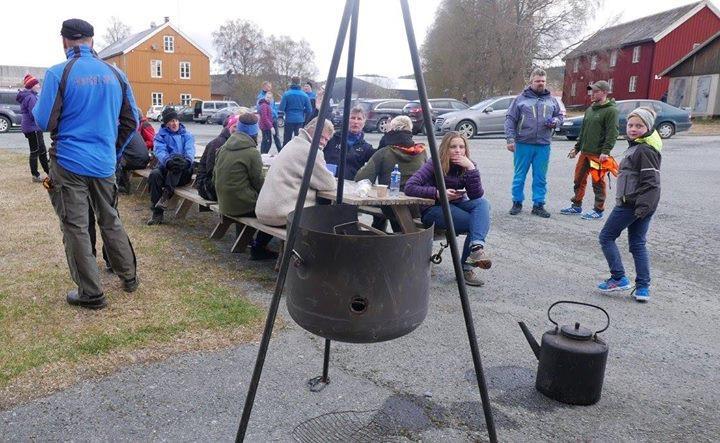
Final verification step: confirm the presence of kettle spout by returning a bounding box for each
[518,321,541,360]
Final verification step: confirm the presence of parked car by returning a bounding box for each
[176,106,196,123]
[332,99,408,133]
[208,106,242,125]
[403,98,470,134]
[555,99,692,140]
[146,105,164,122]
[192,100,239,124]
[434,95,517,138]
[0,88,22,133]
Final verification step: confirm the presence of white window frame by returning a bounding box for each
[180,93,191,106]
[632,46,641,63]
[151,92,163,107]
[570,82,576,97]
[610,49,618,67]
[590,54,597,70]
[608,78,614,93]
[573,58,579,73]
[151,60,162,78]
[629,76,638,93]
[164,36,175,53]
[180,62,191,79]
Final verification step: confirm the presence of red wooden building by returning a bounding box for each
[562,1,720,107]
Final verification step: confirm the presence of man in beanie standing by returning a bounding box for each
[561,80,619,220]
[32,18,139,309]
[147,107,196,225]
[16,74,50,182]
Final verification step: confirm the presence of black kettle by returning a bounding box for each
[518,301,610,406]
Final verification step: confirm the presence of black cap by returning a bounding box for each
[162,107,179,124]
[61,19,94,40]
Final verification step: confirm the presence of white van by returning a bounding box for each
[146,105,165,122]
[192,100,239,123]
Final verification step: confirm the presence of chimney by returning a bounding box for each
[150,21,156,28]
[164,16,170,23]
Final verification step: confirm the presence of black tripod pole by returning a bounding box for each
[234,1,356,440]
[399,1,498,441]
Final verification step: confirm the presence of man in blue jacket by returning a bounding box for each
[147,107,196,225]
[279,76,312,147]
[504,68,564,218]
[33,18,139,309]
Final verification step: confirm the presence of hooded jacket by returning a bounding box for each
[616,130,662,218]
[279,85,312,124]
[574,99,620,155]
[213,132,264,217]
[195,127,232,201]
[504,87,563,145]
[16,89,41,133]
[257,99,274,131]
[354,143,427,189]
[323,131,375,180]
[405,160,484,206]
[153,123,196,167]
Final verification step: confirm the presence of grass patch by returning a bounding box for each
[0,150,266,408]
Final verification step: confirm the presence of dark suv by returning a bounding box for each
[403,98,470,134]
[0,88,23,133]
[332,98,408,133]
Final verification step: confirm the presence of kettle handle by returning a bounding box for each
[547,301,610,335]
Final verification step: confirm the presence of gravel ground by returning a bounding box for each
[1,126,718,442]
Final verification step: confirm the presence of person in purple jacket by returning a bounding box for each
[404,131,492,287]
[258,92,275,154]
[16,74,49,182]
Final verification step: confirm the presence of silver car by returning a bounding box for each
[434,95,518,138]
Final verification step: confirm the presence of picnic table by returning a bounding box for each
[317,180,435,233]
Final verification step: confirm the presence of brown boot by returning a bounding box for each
[466,245,492,269]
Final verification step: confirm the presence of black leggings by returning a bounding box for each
[25,131,49,177]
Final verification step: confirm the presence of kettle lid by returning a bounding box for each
[560,322,593,340]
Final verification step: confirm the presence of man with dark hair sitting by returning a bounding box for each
[147,107,195,225]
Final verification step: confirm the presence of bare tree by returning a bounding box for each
[102,17,131,48]
[212,19,266,76]
[262,35,318,89]
[421,0,602,102]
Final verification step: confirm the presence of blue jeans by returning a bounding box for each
[598,206,654,288]
[421,197,491,270]
[512,142,550,205]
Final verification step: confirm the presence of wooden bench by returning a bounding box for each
[172,186,216,219]
[208,210,287,252]
[132,168,152,193]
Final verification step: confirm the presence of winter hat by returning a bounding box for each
[161,107,179,124]
[225,114,239,129]
[628,107,656,131]
[60,18,94,39]
[23,74,39,90]
[389,115,413,132]
[237,112,259,136]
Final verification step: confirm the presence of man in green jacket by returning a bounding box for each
[213,113,277,260]
[561,80,619,220]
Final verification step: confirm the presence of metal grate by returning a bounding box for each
[292,409,406,443]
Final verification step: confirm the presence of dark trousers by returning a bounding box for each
[25,131,49,177]
[235,211,272,249]
[599,206,654,288]
[272,119,283,151]
[88,206,110,268]
[260,129,273,154]
[148,164,193,213]
[47,158,136,296]
[572,153,606,212]
[283,122,303,147]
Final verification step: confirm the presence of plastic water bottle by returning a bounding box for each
[389,164,401,196]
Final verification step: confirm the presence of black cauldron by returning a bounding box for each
[286,204,433,343]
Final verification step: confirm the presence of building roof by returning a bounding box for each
[97,21,211,60]
[355,75,418,92]
[210,73,239,97]
[0,65,46,88]
[659,29,720,76]
[565,1,717,59]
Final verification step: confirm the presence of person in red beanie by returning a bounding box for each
[16,74,49,182]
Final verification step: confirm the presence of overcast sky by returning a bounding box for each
[0,0,707,78]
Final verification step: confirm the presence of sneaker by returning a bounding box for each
[122,275,140,293]
[632,286,650,302]
[66,289,107,310]
[560,205,582,215]
[463,269,485,287]
[250,246,279,261]
[32,175,44,183]
[581,210,603,220]
[598,276,632,292]
[531,204,551,218]
[466,245,492,269]
[147,212,163,226]
[509,202,522,215]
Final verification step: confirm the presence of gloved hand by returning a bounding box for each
[166,155,190,173]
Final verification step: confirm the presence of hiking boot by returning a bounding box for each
[250,246,279,261]
[155,189,172,210]
[66,289,107,310]
[122,275,140,293]
[463,269,484,287]
[531,204,551,218]
[598,276,632,292]
[32,175,44,183]
[509,202,522,215]
[632,286,650,302]
[581,210,603,220]
[560,204,582,215]
[147,212,164,226]
[466,245,492,269]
